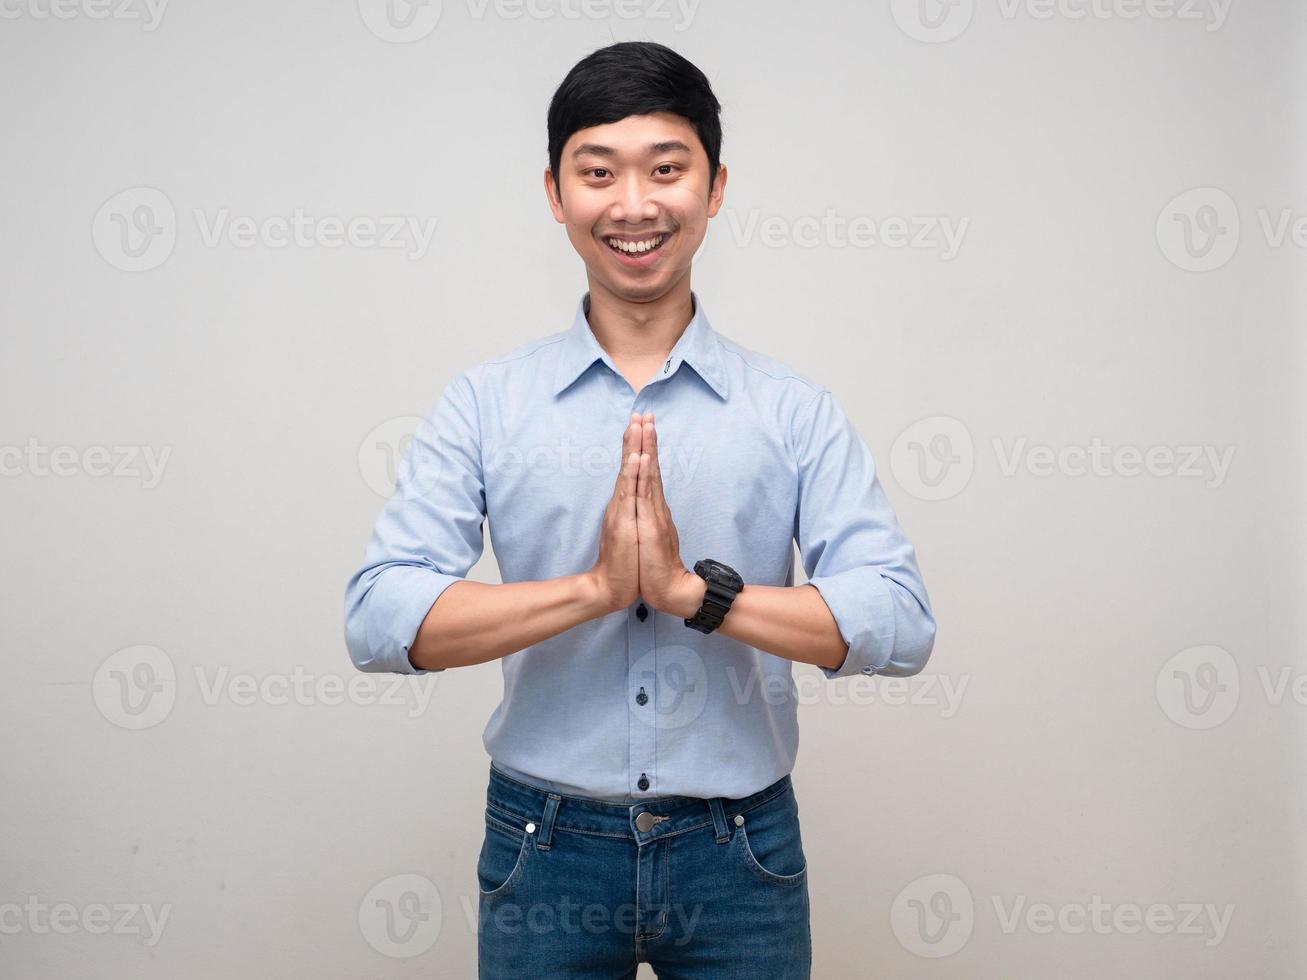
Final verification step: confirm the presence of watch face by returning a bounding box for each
[697,559,742,591]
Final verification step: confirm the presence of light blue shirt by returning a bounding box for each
[344,290,936,801]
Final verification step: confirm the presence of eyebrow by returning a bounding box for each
[571,140,694,160]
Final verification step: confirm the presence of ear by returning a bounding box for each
[706,162,727,219]
[544,167,565,224]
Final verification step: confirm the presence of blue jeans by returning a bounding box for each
[476,763,812,979]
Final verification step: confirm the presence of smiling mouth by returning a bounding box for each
[604,232,671,258]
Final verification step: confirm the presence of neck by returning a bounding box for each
[583,274,695,361]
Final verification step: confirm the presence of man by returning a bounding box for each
[344,40,936,979]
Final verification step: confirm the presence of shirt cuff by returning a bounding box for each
[353,565,463,674]
[807,565,897,679]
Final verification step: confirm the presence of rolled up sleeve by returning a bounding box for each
[343,371,487,674]
[792,388,936,679]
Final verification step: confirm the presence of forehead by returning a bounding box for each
[564,111,704,160]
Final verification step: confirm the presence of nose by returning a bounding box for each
[607,174,660,225]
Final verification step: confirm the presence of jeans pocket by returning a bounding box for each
[477,808,532,900]
[734,790,808,888]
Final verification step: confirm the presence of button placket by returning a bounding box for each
[629,585,656,797]
[624,387,663,799]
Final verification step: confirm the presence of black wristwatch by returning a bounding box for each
[684,559,744,634]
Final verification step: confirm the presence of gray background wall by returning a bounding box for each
[1,0,1304,976]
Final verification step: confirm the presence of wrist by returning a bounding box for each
[670,568,708,620]
[576,571,619,618]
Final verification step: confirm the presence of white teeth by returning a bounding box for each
[606,234,665,254]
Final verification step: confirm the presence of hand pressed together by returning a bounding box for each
[586,411,706,619]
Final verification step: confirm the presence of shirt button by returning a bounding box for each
[636,686,648,706]
[636,603,648,621]
[638,773,650,791]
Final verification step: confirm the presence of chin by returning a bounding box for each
[590,267,664,296]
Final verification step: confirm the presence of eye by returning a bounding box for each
[585,168,611,179]
[655,164,679,176]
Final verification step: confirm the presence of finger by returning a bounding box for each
[643,419,666,508]
[615,419,638,495]
[621,449,639,520]
[637,451,653,519]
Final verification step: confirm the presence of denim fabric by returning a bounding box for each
[476,762,811,979]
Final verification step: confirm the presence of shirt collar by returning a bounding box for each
[551,290,729,401]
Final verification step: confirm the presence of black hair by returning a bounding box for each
[547,41,723,201]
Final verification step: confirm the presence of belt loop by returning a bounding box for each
[536,793,561,850]
[708,796,729,844]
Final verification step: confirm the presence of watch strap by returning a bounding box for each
[684,559,743,634]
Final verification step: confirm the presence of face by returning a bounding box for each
[545,111,727,304]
